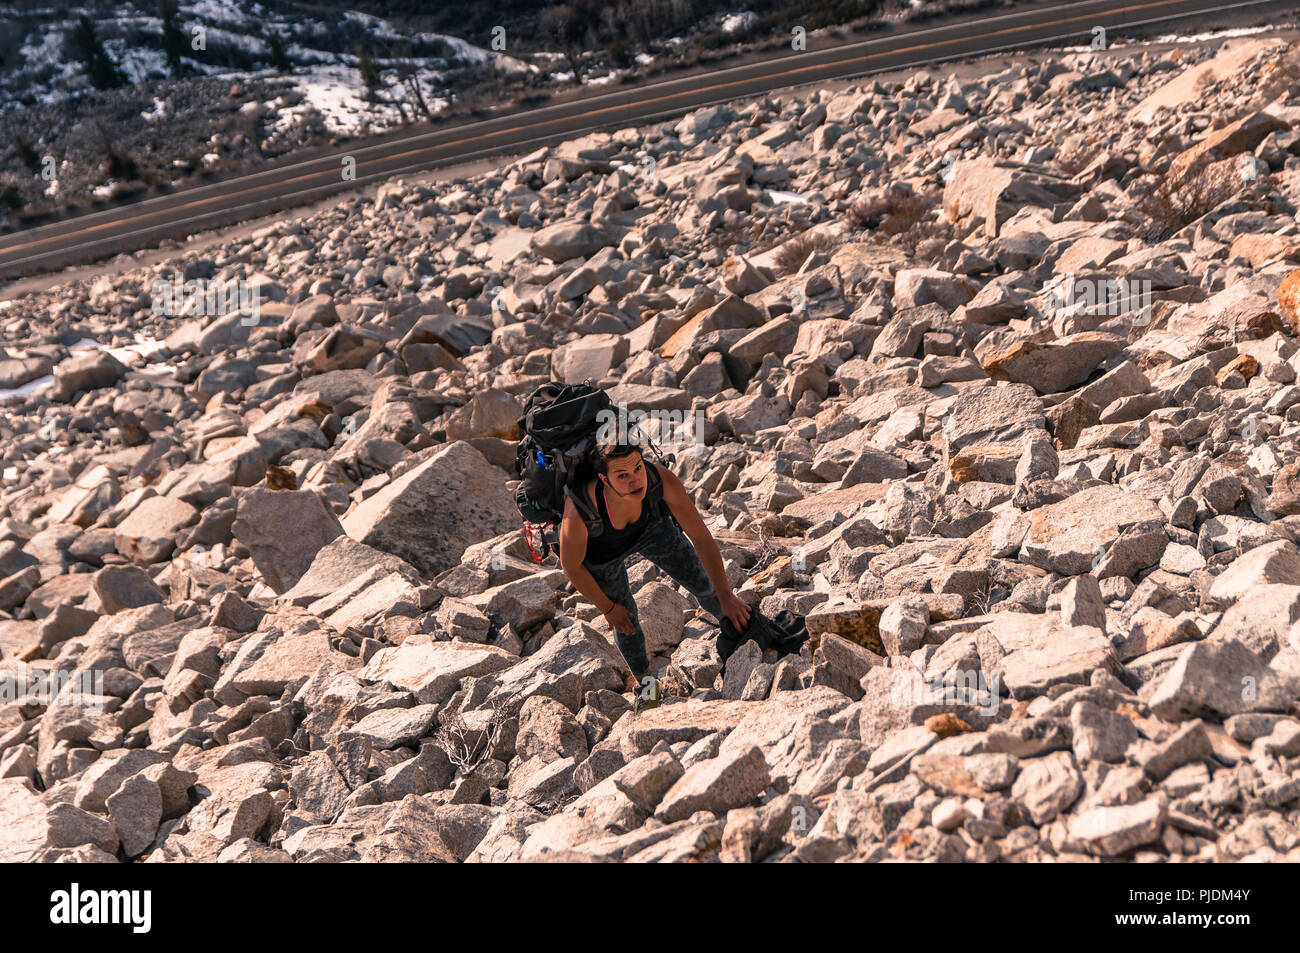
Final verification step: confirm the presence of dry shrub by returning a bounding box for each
[845,182,920,231]
[1056,143,1102,177]
[432,692,521,777]
[1138,154,1246,241]
[772,228,842,274]
[859,186,951,256]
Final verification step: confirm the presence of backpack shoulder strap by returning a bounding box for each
[563,481,604,536]
[646,462,679,526]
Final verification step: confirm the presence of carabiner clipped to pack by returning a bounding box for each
[535,450,546,468]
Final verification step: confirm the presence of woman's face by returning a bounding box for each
[601,452,645,498]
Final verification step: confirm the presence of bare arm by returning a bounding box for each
[655,462,735,599]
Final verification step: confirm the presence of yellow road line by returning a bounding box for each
[0,0,1215,259]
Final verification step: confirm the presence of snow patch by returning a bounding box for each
[263,62,449,137]
[767,190,809,204]
[722,12,758,35]
[0,375,54,403]
[1150,25,1276,43]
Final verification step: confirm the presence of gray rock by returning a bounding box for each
[139,763,197,819]
[1068,794,1167,856]
[814,633,882,699]
[288,751,351,824]
[1059,576,1106,631]
[1138,720,1213,781]
[75,750,166,813]
[610,750,685,813]
[277,535,421,608]
[232,488,345,594]
[1207,540,1300,606]
[434,597,492,642]
[359,640,515,707]
[217,839,295,863]
[1015,431,1060,484]
[879,597,929,656]
[531,220,613,262]
[516,695,589,763]
[340,705,440,750]
[341,441,518,577]
[51,349,127,402]
[484,624,625,712]
[1019,486,1165,576]
[721,641,762,700]
[655,744,770,823]
[363,796,495,862]
[941,382,1046,455]
[1000,626,1116,699]
[46,802,119,853]
[509,756,577,808]
[1070,700,1137,763]
[106,774,163,857]
[1009,750,1082,824]
[1148,640,1297,722]
[91,564,166,613]
[0,566,40,611]
[113,496,200,564]
[463,574,561,633]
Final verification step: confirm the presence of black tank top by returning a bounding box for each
[582,478,651,565]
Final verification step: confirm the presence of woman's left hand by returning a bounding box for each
[719,591,752,632]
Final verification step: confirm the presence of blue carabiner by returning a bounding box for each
[535,450,546,468]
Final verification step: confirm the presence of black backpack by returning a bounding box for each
[513,380,677,561]
[717,609,810,671]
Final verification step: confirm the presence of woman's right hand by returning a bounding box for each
[603,603,635,635]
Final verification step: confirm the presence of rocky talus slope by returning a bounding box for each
[2,37,1300,862]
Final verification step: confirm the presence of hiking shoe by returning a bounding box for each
[634,675,661,715]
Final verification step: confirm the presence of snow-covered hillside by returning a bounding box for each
[0,2,534,216]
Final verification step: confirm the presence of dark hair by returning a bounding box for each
[590,442,643,479]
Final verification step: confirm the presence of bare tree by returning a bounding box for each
[538,4,584,79]
[380,32,439,123]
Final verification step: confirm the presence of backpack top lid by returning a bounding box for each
[519,381,614,450]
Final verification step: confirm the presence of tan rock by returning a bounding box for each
[1215,354,1258,385]
[1164,111,1288,189]
[1229,234,1300,270]
[1279,269,1300,333]
[805,600,884,655]
[981,332,1126,395]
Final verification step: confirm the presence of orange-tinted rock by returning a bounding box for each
[1280,269,1300,333]
[926,713,975,738]
[1228,234,1300,269]
[949,456,979,484]
[1215,354,1259,385]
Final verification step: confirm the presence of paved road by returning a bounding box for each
[0,0,1290,280]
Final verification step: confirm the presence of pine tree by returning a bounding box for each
[12,133,40,171]
[356,45,383,101]
[160,0,188,77]
[72,15,127,89]
[266,30,291,72]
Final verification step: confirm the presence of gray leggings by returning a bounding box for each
[581,515,725,676]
